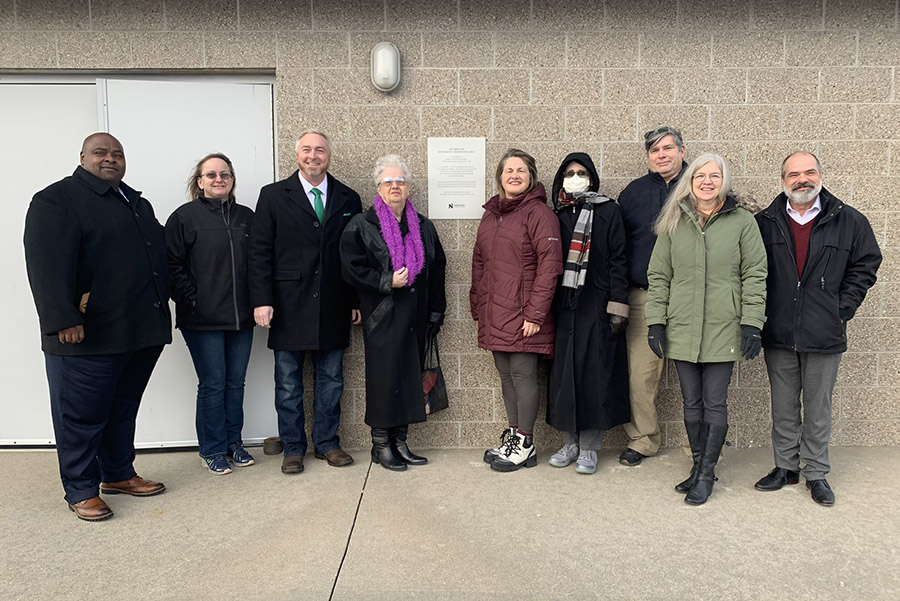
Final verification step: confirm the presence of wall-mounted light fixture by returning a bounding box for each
[371,42,401,92]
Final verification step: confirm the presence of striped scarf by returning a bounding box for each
[560,191,612,309]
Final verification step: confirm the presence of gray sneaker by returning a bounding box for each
[575,449,598,474]
[548,443,579,468]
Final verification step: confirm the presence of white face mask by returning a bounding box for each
[563,174,591,195]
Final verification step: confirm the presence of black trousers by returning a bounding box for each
[673,360,734,426]
[44,346,164,504]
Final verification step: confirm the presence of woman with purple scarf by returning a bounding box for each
[340,154,447,471]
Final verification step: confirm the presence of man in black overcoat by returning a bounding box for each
[248,131,362,474]
[24,132,171,521]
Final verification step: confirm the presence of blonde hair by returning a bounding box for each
[187,153,236,201]
[654,153,732,235]
[294,131,331,154]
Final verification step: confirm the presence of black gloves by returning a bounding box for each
[610,315,628,336]
[647,324,666,359]
[740,325,762,360]
[427,319,441,338]
[839,308,852,321]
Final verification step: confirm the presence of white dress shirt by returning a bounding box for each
[298,172,329,212]
[786,195,822,225]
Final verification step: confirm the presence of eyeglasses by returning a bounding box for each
[644,126,679,140]
[202,172,233,180]
[379,177,407,186]
[692,173,723,182]
[563,170,588,178]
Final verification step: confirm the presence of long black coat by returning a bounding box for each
[756,187,881,353]
[547,154,630,433]
[340,208,446,428]
[248,171,362,351]
[24,167,172,356]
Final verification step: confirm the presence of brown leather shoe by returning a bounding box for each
[69,496,113,521]
[100,475,166,497]
[281,454,304,474]
[315,448,354,467]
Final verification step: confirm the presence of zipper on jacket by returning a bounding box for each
[222,201,241,330]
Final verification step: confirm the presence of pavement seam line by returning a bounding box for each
[328,459,372,601]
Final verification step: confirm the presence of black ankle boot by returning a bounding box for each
[371,428,406,471]
[675,421,704,493]
[390,425,427,465]
[685,423,728,506]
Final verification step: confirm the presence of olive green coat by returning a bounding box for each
[646,197,767,363]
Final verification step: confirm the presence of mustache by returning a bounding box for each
[791,182,817,191]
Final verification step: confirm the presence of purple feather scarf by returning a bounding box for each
[373,194,425,286]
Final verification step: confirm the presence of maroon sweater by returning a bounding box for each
[789,217,816,279]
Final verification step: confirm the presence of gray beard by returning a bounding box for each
[785,182,822,206]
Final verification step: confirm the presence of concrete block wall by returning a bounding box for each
[3,0,899,449]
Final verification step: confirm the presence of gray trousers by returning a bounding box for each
[561,430,604,451]
[764,348,842,480]
[673,361,734,426]
[492,351,540,434]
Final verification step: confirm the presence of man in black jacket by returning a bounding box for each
[24,133,171,521]
[754,151,881,506]
[249,131,362,474]
[617,126,687,466]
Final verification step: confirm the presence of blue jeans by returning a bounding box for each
[45,346,164,504]
[182,329,254,457]
[274,349,345,456]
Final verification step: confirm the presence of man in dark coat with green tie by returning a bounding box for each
[248,131,362,475]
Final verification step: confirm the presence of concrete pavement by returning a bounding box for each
[2,446,898,601]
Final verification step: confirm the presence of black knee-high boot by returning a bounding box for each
[685,423,728,506]
[675,421,704,493]
[371,428,406,471]
[390,425,427,465]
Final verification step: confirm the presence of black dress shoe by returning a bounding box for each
[806,479,835,506]
[754,467,800,491]
[618,448,647,466]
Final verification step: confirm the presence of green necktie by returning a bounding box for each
[312,187,324,223]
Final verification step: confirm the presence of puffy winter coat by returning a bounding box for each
[470,184,562,355]
[646,196,767,363]
[755,187,881,353]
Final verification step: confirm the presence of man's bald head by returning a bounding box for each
[80,132,126,187]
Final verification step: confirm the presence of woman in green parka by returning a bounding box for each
[645,153,767,506]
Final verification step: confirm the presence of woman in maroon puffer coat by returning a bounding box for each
[471,149,563,472]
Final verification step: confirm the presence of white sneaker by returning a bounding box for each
[483,427,514,464]
[575,449,598,474]
[548,443,579,467]
[491,431,537,472]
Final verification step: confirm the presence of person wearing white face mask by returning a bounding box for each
[546,153,631,475]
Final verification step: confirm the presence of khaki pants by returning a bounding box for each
[622,288,664,455]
